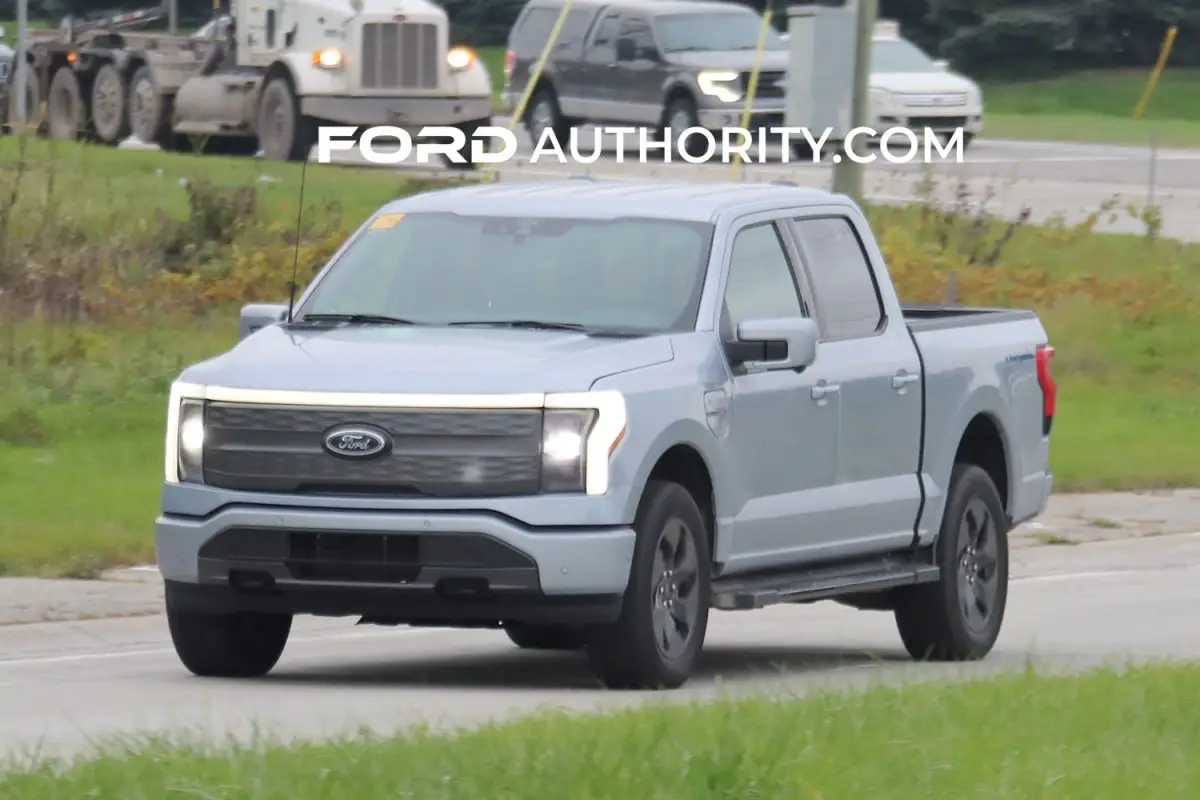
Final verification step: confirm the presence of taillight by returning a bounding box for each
[504,49,515,79]
[1036,344,1056,435]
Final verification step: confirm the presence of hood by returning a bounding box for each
[871,71,977,94]
[667,49,790,72]
[179,324,674,395]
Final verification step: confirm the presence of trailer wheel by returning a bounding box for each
[5,61,44,135]
[91,63,131,145]
[128,65,174,148]
[258,76,316,161]
[48,67,88,141]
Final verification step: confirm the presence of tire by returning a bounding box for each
[524,85,571,149]
[257,75,316,162]
[166,604,293,678]
[585,480,711,689]
[47,67,87,141]
[6,61,43,135]
[962,131,975,150]
[893,463,1009,661]
[504,623,586,650]
[128,65,175,148]
[90,63,130,144]
[660,94,710,161]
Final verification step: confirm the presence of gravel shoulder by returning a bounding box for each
[2,490,1196,627]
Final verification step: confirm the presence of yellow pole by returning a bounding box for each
[732,5,773,180]
[1133,25,1177,119]
[482,0,573,180]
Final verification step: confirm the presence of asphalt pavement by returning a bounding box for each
[2,532,1199,758]
[120,125,1200,239]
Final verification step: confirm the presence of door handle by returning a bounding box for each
[811,382,840,401]
[892,372,919,391]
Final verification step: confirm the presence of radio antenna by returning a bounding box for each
[285,156,309,323]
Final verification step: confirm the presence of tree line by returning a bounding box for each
[5,0,1195,79]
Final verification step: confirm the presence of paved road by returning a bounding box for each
[3,533,1199,758]
[330,122,1200,239]
[124,128,1200,239]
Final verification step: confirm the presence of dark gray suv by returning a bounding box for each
[503,0,788,158]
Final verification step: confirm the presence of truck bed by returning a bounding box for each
[901,304,1037,332]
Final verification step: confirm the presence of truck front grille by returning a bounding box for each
[201,403,542,497]
[744,70,786,100]
[361,22,439,90]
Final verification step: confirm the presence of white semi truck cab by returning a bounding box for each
[11,0,493,163]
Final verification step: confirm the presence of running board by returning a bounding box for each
[710,556,941,611]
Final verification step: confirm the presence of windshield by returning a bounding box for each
[872,38,938,73]
[296,212,713,334]
[654,12,785,53]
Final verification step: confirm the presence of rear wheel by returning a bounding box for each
[504,623,586,650]
[584,480,711,689]
[166,603,292,677]
[893,463,1009,661]
[90,63,130,144]
[5,61,43,134]
[128,65,177,148]
[47,67,87,141]
[524,86,571,149]
[257,76,316,161]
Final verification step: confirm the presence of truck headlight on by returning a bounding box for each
[165,392,206,484]
[697,70,742,103]
[542,391,626,495]
[447,46,476,72]
[312,47,343,69]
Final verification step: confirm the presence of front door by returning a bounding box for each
[717,216,841,574]
[788,213,924,552]
[611,13,665,127]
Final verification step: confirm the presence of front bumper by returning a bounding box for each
[875,110,984,135]
[301,95,493,128]
[157,505,635,624]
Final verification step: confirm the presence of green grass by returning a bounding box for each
[3,663,1199,796]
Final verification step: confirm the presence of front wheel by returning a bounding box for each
[257,76,316,161]
[439,118,490,171]
[166,604,292,677]
[584,480,711,689]
[893,463,1009,661]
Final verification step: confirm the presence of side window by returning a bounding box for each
[618,17,655,55]
[590,13,620,50]
[265,10,276,47]
[722,222,806,336]
[512,8,556,50]
[790,217,884,340]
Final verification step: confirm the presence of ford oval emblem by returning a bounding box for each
[322,425,391,459]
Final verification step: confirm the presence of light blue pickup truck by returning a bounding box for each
[158,179,1056,689]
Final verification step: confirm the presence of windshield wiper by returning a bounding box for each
[296,313,417,326]
[447,319,590,332]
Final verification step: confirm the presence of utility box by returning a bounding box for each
[785,5,856,140]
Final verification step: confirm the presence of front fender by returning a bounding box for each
[271,53,348,96]
[447,55,493,99]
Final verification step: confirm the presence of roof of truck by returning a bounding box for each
[387,179,843,222]
[524,0,751,11]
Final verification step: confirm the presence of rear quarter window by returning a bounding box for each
[789,216,885,340]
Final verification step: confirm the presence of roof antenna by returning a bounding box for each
[285,157,309,323]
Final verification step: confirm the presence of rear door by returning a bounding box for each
[579,10,623,120]
[786,213,923,553]
[717,213,841,573]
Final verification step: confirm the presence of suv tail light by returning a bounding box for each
[504,49,515,79]
[1036,344,1056,435]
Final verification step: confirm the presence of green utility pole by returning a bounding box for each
[831,0,876,202]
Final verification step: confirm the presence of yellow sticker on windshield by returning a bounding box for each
[370,212,405,229]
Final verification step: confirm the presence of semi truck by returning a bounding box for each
[6,0,493,163]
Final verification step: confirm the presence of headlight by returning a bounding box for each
[542,391,626,495]
[697,70,742,103]
[174,399,205,483]
[447,46,476,71]
[312,47,343,68]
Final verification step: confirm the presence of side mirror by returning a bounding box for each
[725,317,818,372]
[932,59,949,71]
[240,302,288,340]
[615,37,636,61]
